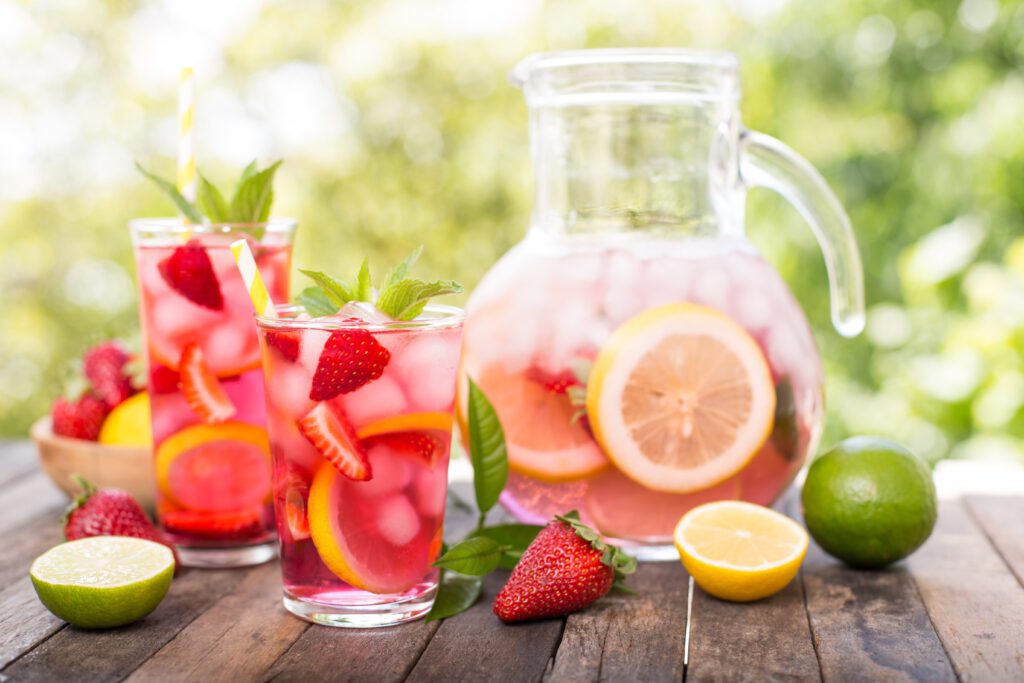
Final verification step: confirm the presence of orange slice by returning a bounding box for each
[179,343,235,424]
[674,501,808,602]
[155,422,271,513]
[587,303,775,494]
[356,412,453,440]
[462,363,608,483]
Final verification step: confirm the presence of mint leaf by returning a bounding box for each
[299,269,355,308]
[382,245,423,290]
[136,163,204,224]
[296,287,339,317]
[470,524,544,569]
[229,160,281,223]
[466,378,508,515]
[434,537,506,575]
[426,571,482,621]
[198,174,229,223]
[376,279,463,321]
[234,159,258,197]
[354,258,373,302]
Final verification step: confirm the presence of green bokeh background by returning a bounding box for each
[3,0,1023,466]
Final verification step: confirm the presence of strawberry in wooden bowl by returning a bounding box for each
[32,340,157,509]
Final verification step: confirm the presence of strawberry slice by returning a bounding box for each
[179,343,235,423]
[149,364,181,394]
[283,479,311,541]
[363,431,444,467]
[158,240,224,310]
[309,329,390,401]
[162,508,264,539]
[265,330,300,362]
[298,403,372,481]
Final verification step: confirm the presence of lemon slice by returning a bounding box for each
[586,303,776,494]
[30,536,175,628]
[674,500,808,602]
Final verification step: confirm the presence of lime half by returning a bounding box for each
[30,536,175,629]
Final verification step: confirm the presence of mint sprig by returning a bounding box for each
[295,247,463,322]
[137,159,281,226]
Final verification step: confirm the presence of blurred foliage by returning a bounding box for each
[2,0,1024,466]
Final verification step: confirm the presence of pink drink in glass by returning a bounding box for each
[131,219,295,567]
[257,303,463,627]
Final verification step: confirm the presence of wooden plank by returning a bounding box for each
[407,571,564,683]
[0,471,67,537]
[0,440,41,486]
[964,495,1024,587]
[0,577,64,669]
[801,541,956,682]
[265,619,439,683]
[125,564,306,683]
[1,565,254,683]
[907,499,1024,682]
[545,562,688,683]
[686,577,820,682]
[0,508,67,586]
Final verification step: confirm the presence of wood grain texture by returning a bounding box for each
[0,508,66,586]
[0,577,64,668]
[0,471,66,536]
[686,577,820,682]
[908,499,1024,682]
[545,563,688,683]
[265,619,440,683]
[125,564,306,683]
[964,495,1024,587]
[801,542,956,683]
[2,565,254,683]
[407,571,564,683]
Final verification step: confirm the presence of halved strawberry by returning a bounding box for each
[265,330,300,362]
[297,402,372,481]
[158,240,224,310]
[363,431,444,467]
[309,329,390,401]
[179,343,235,423]
[283,478,311,541]
[162,508,264,539]
[525,366,580,395]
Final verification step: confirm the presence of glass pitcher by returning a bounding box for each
[458,49,864,559]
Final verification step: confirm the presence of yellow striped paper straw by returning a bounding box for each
[230,239,276,317]
[177,67,197,208]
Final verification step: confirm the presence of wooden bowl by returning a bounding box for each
[31,417,156,510]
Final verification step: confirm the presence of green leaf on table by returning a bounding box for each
[382,245,423,290]
[296,287,339,317]
[434,537,506,575]
[425,571,483,621]
[470,524,544,569]
[466,378,508,515]
[376,278,463,321]
[354,258,373,302]
[229,160,281,223]
[299,269,355,308]
[198,174,229,223]
[135,163,204,224]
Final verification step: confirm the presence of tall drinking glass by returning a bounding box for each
[131,219,296,567]
[256,303,463,627]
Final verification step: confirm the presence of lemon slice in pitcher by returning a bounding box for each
[586,303,775,494]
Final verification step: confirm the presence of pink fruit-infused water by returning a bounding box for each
[459,237,822,558]
[131,219,295,567]
[256,303,463,627]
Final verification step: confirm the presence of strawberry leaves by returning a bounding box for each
[556,510,637,588]
[295,247,463,321]
[137,159,281,226]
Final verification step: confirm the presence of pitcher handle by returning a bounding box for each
[739,130,865,337]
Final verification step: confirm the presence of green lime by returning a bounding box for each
[801,436,937,569]
[30,536,175,629]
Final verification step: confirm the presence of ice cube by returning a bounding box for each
[358,446,413,497]
[297,328,331,374]
[376,494,420,546]
[395,332,460,412]
[267,360,315,419]
[413,466,448,517]
[732,290,772,331]
[690,265,731,313]
[336,301,393,324]
[336,375,409,429]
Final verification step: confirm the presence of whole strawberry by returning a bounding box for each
[63,476,179,568]
[51,392,109,441]
[83,341,134,409]
[493,511,636,623]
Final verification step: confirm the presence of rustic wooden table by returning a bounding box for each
[2,439,1024,682]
